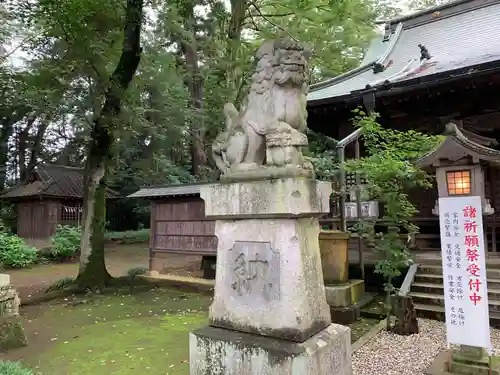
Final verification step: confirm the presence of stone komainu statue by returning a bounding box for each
[212,38,314,182]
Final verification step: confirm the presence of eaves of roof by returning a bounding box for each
[307,0,500,106]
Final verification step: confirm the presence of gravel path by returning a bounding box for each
[353,319,500,375]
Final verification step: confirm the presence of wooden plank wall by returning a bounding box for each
[151,197,218,256]
[16,201,56,239]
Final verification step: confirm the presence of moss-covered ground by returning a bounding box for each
[1,287,380,375]
[2,288,211,375]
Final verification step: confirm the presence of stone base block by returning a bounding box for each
[189,324,352,375]
[0,315,28,351]
[426,349,500,375]
[210,217,331,342]
[451,348,500,375]
[200,178,331,219]
[330,305,361,325]
[325,280,365,308]
[0,274,10,287]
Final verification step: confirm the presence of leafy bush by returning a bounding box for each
[0,232,37,268]
[50,225,81,258]
[345,110,439,328]
[105,229,149,244]
[0,361,34,375]
[0,203,17,233]
[127,266,148,278]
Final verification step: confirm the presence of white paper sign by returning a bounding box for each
[439,196,491,352]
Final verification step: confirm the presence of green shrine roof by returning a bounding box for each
[308,0,500,105]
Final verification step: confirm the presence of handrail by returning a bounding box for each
[337,128,363,148]
[336,127,365,278]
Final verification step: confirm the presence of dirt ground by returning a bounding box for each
[6,243,202,302]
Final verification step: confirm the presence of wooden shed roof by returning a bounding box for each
[1,164,120,200]
[127,182,214,199]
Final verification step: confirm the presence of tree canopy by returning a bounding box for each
[0,0,437,287]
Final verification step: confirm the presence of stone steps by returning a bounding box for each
[410,261,500,325]
[409,291,500,310]
[418,264,500,278]
[414,303,500,325]
[411,282,500,300]
[415,273,500,289]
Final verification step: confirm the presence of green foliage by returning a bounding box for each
[305,129,339,181]
[345,110,440,321]
[0,361,34,375]
[0,232,37,268]
[126,266,148,278]
[50,225,82,258]
[0,203,16,233]
[105,229,149,244]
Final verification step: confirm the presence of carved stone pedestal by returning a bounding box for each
[0,274,27,351]
[189,178,352,375]
[190,324,351,375]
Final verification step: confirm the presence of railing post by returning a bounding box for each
[337,144,347,233]
[354,139,365,280]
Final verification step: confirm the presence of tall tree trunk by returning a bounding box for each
[225,0,248,103]
[17,116,36,183]
[26,120,49,175]
[0,121,14,191]
[0,106,28,190]
[179,1,206,177]
[76,0,143,291]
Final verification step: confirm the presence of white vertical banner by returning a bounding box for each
[439,196,491,352]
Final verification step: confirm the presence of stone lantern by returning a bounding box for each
[416,123,499,217]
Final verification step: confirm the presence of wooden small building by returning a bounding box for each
[1,164,119,240]
[127,183,218,274]
[306,0,500,254]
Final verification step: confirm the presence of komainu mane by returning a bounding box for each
[212,38,314,182]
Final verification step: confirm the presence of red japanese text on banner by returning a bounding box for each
[438,196,491,352]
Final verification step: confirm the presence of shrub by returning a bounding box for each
[0,232,37,268]
[50,225,81,259]
[105,229,149,244]
[0,361,34,375]
[127,266,148,278]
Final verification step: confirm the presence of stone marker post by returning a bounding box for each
[0,274,27,351]
[189,37,351,375]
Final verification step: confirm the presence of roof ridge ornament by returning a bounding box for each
[418,44,432,61]
[372,62,385,73]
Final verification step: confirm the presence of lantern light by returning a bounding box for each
[446,170,471,195]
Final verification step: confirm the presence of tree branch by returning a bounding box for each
[249,1,299,42]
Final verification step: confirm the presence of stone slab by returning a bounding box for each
[189,323,352,375]
[210,217,331,342]
[329,291,374,325]
[329,305,360,325]
[0,274,10,287]
[325,280,365,308]
[200,178,331,219]
[426,349,500,375]
[451,359,500,375]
